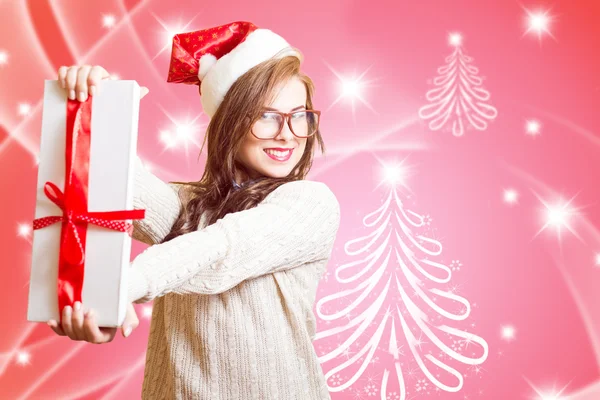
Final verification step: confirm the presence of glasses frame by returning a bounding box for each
[250,109,322,140]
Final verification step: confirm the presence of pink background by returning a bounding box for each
[1,0,599,398]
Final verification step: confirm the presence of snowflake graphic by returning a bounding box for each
[422,214,433,225]
[451,339,465,352]
[451,259,463,271]
[329,373,343,386]
[364,383,379,396]
[415,378,429,392]
[387,391,401,400]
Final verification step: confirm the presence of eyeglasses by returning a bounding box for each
[250,110,321,140]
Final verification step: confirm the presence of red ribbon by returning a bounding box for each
[32,96,145,325]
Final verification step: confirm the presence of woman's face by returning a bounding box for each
[235,76,308,181]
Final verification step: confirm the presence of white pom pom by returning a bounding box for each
[198,53,218,81]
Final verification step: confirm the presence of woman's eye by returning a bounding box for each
[292,112,306,119]
[261,113,276,120]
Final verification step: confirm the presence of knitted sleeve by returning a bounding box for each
[127,180,340,303]
[131,156,182,245]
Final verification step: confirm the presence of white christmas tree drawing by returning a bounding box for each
[315,162,488,399]
[418,33,498,137]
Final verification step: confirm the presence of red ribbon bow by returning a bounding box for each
[32,95,145,324]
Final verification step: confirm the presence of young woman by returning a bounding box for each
[48,22,340,399]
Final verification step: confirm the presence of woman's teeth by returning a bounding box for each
[265,149,290,157]
[264,148,293,161]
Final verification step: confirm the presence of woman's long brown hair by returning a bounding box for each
[161,51,326,243]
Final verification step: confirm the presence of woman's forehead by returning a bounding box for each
[267,78,307,110]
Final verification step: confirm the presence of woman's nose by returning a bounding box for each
[276,120,295,140]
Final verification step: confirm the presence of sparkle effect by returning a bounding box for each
[151,12,201,61]
[501,325,516,341]
[15,351,31,366]
[503,189,519,205]
[157,104,203,155]
[522,6,556,42]
[533,191,584,244]
[376,157,415,193]
[524,377,571,400]
[102,14,117,28]
[18,103,32,116]
[449,32,463,47]
[17,223,31,238]
[526,119,542,136]
[324,61,378,123]
[142,305,153,319]
[0,49,8,66]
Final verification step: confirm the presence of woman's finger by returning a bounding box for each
[70,302,86,340]
[82,310,102,343]
[65,66,79,100]
[61,306,76,340]
[57,66,68,89]
[47,319,66,336]
[82,309,95,343]
[121,303,139,338]
[83,310,116,344]
[88,66,109,97]
[75,65,92,102]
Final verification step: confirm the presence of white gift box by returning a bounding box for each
[27,80,142,327]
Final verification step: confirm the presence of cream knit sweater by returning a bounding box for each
[127,156,340,400]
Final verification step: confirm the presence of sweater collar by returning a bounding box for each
[232,178,262,191]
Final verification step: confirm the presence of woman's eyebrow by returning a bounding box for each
[263,105,306,112]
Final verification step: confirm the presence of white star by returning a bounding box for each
[142,305,153,319]
[323,61,379,123]
[18,103,31,116]
[522,7,556,42]
[17,223,31,238]
[0,50,8,66]
[375,156,415,193]
[102,14,117,29]
[532,191,585,244]
[151,11,202,61]
[501,325,516,341]
[526,119,542,136]
[524,377,571,400]
[448,32,463,47]
[16,351,31,366]
[503,189,519,205]
[156,104,204,159]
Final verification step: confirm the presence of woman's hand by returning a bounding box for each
[47,302,140,344]
[57,65,149,102]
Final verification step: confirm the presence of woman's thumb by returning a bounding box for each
[122,306,139,337]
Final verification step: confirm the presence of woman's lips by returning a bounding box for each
[264,148,293,162]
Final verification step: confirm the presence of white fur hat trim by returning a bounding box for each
[200,28,302,118]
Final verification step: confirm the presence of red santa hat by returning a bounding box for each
[166,21,303,118]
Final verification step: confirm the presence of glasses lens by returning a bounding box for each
[252,111,319,139]
[253,112,283,139]
[290,111,319,138]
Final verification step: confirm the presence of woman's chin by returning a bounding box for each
[260,167,293,179]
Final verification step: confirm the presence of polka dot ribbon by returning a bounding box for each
[32,180,146,264]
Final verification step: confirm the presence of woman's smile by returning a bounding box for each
[263,147,294,162]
